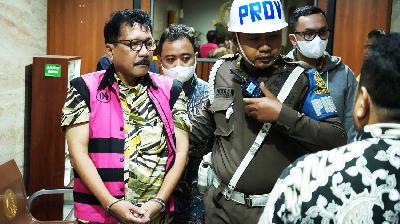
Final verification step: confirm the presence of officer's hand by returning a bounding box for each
[243,82,282,123]
[109,200,149,224]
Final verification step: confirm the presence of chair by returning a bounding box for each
[0,159,76,224]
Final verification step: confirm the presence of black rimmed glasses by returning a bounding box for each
[294,29,331,41]
[112,39,156,52]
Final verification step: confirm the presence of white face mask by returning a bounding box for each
[296,36,328,59]
[161,61,196,83]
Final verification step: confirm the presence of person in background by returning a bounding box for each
[209,33,234,58]
[158,23,211,224]
[259,32,400,224]
[199,30,217,58]
[96,54,112,71]
[363,29,386,57]
[61,9,190,223]
[287,6,358,143]
[190,0,346,223]
[356,29,386,82]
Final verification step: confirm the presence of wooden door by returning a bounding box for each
[317,0,328,12]
[333,0,392,74]
[29,56,81,220]
[47,0,134,75]
[329,0,392,74]
[138,0,152,13]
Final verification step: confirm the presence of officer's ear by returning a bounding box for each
[288,34,297,47]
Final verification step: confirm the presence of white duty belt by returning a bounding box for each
[221,66,304,205]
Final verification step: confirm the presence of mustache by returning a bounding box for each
[134,57,151,66]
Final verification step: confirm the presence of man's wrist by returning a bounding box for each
[149,196,166,212]
[105,199,124,215]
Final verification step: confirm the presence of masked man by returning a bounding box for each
[157,24,211,223]
[287,6,358,143]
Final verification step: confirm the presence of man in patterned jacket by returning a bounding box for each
[61,9,190,224]
[259,33,400,223]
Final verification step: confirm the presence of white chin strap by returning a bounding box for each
[235,33,256,67]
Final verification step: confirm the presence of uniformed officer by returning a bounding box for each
[190,0,347,223]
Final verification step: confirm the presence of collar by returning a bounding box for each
[234,55,284,78]
[293,49,326,71]
[98,64,116,90]
[186,74,198,97]
[363,123,400,140]
[98,64,158,90]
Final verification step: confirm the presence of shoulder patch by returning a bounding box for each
[302,68,337,120]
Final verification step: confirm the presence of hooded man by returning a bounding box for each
[287,6,358,143]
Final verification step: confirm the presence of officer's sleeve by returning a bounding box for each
[274,71,347,152]
[172,90,192,132]
[61,85,90,130]
[189,98,215,147]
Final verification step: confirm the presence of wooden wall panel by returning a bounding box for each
[332,0,391,74]
[141,0,151,13]
[317,0,328,12]
[48,0,134,75]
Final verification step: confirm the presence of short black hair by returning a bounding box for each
[157,24,197,55]
[367,29,386,40]
[360,33,400,110]
[104,9,152,44]
[289,6,327,33]
[216,33,226,45]
[206,30,217,43]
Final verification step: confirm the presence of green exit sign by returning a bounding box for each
[45,64,61,77]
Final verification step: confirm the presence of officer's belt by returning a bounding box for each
[210,169,269,207]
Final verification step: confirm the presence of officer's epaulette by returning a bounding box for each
[281,55,311,70]
[219,53,239,60]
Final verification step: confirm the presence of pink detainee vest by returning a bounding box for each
[72,69,176,223]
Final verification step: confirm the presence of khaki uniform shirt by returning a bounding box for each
[190,55,346,194]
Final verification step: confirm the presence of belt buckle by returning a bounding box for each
[223,187,233,200]
[244,194,252,207]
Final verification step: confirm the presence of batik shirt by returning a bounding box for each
[174,76,211,223]
[258,123,400,224]
[61,73,191,205]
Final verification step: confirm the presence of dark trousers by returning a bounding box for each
[203,186,264,224]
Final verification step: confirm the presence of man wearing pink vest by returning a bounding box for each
[61,9,190,224]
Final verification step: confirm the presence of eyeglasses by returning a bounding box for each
[112,39,156,52]
[294,29,331,41]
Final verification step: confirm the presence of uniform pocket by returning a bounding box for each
[210,97,234,137]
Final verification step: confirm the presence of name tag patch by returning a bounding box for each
[216,88,234,98]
